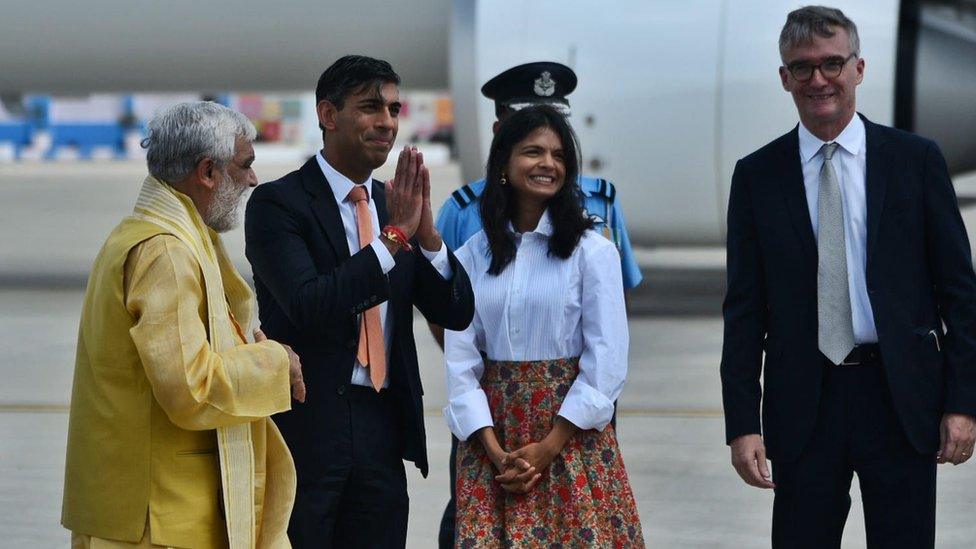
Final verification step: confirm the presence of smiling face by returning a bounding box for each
[505,126,566,206]
[780,26,863,135]
[319,81,400,175]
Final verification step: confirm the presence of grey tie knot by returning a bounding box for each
[822,142,839,161]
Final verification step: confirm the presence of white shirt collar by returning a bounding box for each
[316,150,373,202]
[507,209,554,237]
[798,113,865,164]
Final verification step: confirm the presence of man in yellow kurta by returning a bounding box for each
[62,102,304,548]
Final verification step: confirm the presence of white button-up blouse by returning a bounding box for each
[443,211,629,441]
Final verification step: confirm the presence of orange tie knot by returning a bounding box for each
[347,185,369,204]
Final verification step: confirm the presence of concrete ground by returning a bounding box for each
[1,159,975,547]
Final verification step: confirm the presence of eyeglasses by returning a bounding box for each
[785,53,857,82]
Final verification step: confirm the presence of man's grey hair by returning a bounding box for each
[142,101,256,183]
[779,6,860,62]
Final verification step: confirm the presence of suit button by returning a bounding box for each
[346,339,357,349]
[337,385,347,396]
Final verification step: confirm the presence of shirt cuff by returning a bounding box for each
[444,388,493,441]
[556,379,615,431]
[421,241,453,279]
[369,237,396,274]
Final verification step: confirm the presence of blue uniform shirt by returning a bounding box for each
[435,176,643,289]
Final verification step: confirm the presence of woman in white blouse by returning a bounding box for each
[444,105,644,547]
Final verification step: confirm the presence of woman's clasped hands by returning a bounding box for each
[490,442,557,494]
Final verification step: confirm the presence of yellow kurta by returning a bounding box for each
[63,178,295,548]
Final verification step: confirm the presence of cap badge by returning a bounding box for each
[533,71,556,97]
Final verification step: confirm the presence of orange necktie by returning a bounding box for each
[347,185,386,391]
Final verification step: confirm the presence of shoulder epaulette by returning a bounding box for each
[595,179,616,202]
[451,184,479,209]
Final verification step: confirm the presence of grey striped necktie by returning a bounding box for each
[817,142,855,365]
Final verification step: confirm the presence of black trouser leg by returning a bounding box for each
[289,387,409,549]
[284,401,354,548]
[857,451,936,549]
[438,435,459,549]
[289,466,350,548]
[771,363,853,549]
[851,365,937,549]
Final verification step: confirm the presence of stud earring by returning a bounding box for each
[500,173,507,185]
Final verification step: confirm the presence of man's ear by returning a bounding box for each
[194,157,218,190]
[779,66,790,91]
[317,100,339,132]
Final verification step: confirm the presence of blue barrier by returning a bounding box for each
[0,123,32,159]
[47,123,125,159]
[0,123,31,143]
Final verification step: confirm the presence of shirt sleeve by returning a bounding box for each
[557,238,629,430]
[420,241,453,279]
[369,237,396,274]
[443,243,493,440]
[125,235,292,431]
[609,197,643,289]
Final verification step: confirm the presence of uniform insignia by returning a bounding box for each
[533,71,556,97]
[596,179,616,202]
[451,184,479,209]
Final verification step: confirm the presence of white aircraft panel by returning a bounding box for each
[460,0,725,245]
[48,95,125,123]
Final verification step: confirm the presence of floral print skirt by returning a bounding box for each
[455,357,645,548]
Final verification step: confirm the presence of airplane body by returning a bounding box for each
[2,0,975,246]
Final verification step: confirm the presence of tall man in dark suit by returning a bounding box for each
[721,6,976,548]
[244,55,474,548]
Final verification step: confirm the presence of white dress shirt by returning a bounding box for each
[798,115,878,343]
[316,151,452,388]
[443,211,629,440]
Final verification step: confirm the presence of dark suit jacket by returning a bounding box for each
[721,114,976,462]
[244,157,474,477]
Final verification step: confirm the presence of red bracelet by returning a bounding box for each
[381,225,413,252]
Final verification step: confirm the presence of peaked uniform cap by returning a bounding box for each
[481,61,578,110]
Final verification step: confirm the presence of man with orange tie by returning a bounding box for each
[244,55,474,548]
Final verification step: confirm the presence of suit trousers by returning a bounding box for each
[438,435,459,549]
[770,358,937,549]
[288,385,409,549]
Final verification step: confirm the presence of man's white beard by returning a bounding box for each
[204,172,248,233]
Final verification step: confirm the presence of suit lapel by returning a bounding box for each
[862,115,890,267]
[777,127,818,268]
[300,157,350,261]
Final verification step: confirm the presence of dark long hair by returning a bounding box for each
[480,105,592,275]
